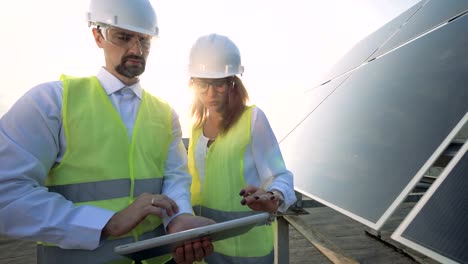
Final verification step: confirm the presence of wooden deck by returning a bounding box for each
[0,202,440,264]
[286,201,439,264]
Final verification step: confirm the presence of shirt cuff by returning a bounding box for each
[162,202,193,230]
[64,205,114,250]
[268,185,296,213]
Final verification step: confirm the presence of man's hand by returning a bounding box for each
[102,193,179,237]
[239,185,282,213]
[167,214,216,263]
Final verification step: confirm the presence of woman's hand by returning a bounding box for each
[239,185,283,213]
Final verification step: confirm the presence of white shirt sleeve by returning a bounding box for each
[161,109,194,228]
[0,82,113,250]
[250,107,296,212]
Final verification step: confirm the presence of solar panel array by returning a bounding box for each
[281,0,468,231]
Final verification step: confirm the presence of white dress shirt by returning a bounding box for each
[194,107,296,212]
[0,68,192,250]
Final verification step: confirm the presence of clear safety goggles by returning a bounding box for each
[99,26,153,51]
[191,78,232,93]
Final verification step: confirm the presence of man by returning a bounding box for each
[0,0,213,263]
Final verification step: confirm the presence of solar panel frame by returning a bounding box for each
[391,113,468,264]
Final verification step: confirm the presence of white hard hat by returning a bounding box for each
[188,34,244,79]
[87,0,159,37]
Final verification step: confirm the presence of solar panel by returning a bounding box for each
[372,0,468,59]
[270,73,351,144]
[280,11,468,230]
[315,1,424,87]
[392,117,468,264]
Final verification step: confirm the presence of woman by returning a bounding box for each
[186,33,296,263]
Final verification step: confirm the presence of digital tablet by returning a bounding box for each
[114,212,271,261]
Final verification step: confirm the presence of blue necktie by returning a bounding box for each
[119,87,135,139]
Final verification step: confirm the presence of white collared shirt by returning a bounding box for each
[0,68,192,250]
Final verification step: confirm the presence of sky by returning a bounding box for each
[0,0,420,137]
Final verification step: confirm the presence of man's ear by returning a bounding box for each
[92,28,104,48]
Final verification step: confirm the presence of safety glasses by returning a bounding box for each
[191,78,231,93]
[99,26,153,51]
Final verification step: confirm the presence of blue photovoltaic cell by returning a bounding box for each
[393,141,468,263]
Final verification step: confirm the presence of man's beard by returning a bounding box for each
[116,55,146,78]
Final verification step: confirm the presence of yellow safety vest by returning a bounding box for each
[188,106,274,263]
[39,75,173,264]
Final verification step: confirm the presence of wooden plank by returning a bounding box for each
[284,215,359,264]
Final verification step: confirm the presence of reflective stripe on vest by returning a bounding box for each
[188,106,274,261]
[48,178,162,203]
[192,205,265,223]
[41,75,173,263]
